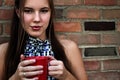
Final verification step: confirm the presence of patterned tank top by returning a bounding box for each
[24,36,55,80]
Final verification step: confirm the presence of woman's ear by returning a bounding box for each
[16,9,20,18]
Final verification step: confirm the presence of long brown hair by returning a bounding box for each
[2,0,70,79]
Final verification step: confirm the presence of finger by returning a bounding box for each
[49,65,63,71]
[20,71,43,77]
[22,77,39,80]
[49,60,63,66]
[19,65,43,72]
[49,70,63,76]
[19,59,36,67]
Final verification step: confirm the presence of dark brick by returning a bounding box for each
[118,0,120,5]
[0,37,9,44]
[4,0,14,6]
[0,24,2,35]
[3,23,11,35]
[0,0,2,6]
[0,9,13,20]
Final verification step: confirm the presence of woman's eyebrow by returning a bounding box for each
[23,7,50,10]
[23,7,33,9]
[41,7,50,9]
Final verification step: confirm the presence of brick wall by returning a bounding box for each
[0,0,120,80]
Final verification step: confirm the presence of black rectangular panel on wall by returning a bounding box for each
[85,47,117,57]
[84,22,115,31]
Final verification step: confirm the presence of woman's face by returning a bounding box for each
[20,0,51,40]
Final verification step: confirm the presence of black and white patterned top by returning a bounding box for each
[24,36,55,80]
[24,37,54,57]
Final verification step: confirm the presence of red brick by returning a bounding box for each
[3,23,11,35]
[117,22,120,31]
[84,61,101,71]
[84,0,117,6]
[102,33,120,45]
[102,9,120,19]
[88,72,120,80]
[0,9,13,20]
[54,0,81,5]
[67,8,100,19]
[103,59,120,70]
[54,22,82,32]
[4,0,14,6]
[66,34,101,45]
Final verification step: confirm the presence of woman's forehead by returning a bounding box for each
[24,0,49,7]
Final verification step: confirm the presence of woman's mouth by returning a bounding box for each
[31,26,41,31]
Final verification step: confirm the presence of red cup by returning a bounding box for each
[24,56,51,80]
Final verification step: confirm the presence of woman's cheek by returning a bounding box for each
[24,15,32,24]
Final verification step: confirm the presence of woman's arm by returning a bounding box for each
[61,39,88,80]
[9,75,17,80]
[64,70,77,80]
[0,43,19,80]
[0,43,8,79]
[0,43,17,80]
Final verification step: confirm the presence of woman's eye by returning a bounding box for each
[24,9,33,13]
[40,9,49,13]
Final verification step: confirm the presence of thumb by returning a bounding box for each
[20,54,25,61]
[48,56,56,60]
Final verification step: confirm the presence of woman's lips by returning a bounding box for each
[31,26,41,31]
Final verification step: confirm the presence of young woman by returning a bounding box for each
[0,0,88,80]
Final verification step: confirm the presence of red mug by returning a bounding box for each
[24,56,51,80]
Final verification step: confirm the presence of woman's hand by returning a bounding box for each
[16,55,43,80]
[48,56,68,80]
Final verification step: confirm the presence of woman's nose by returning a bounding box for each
[33,12,41,23]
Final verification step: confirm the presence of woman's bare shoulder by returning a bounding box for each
[59,38,78,50]
[58,37,82,59]
[0,42,8,47]
[0,42,8,56]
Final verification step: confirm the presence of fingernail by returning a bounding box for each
[37,65,43,68]
[39,70,43,74]
[31,59,36,62]
[34,77,39,80]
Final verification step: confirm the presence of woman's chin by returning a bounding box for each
[28,34,39,37]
